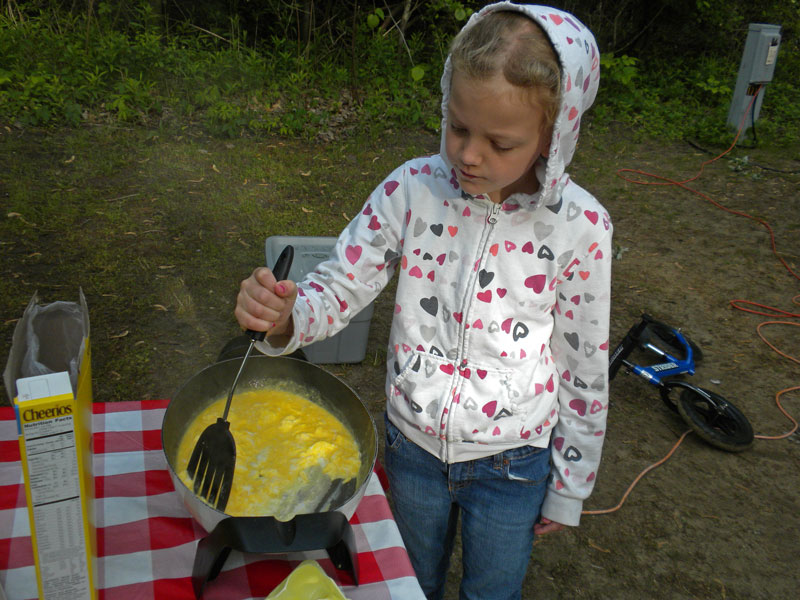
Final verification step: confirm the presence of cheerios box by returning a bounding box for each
[4,291,96,600]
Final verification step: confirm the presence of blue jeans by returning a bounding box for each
[384,414,551,600]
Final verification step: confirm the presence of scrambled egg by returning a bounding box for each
[177,387,361,519]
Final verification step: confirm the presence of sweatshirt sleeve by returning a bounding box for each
[257,164,409,357]
[541,208,613,526]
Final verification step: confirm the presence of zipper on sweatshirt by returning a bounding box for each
[442,200,502,462]
[487,202,501,225]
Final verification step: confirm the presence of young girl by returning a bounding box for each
[236,3,611,598]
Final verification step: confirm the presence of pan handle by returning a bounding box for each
[247,245,294,342]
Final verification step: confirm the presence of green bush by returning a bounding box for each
[0,0,797,147]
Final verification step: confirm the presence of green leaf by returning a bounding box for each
[454,8,467,21]
[410,65,425,81]
[367,14,379,29]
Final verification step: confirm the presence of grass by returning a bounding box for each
[2,10,799,600]
[3,118,797,409]
[0,124,437,405]
[1,89,799,600]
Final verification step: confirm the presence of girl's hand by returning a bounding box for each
[534,517,566,536]
[234,267,298,337]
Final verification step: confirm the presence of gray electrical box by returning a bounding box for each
[727,23,781,131]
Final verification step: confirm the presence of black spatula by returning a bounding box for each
[187,245,294,511]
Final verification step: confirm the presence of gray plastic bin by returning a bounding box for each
[265,235,374,364]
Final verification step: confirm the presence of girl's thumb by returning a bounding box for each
[275,281,296,298]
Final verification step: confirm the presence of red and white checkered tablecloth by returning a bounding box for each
[0,400,425,600]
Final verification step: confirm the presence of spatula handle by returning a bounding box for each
[247,245,294,342]
[271,244,294,281]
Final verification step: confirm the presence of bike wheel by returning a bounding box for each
[640,319,704,363]
[677,387,754,452]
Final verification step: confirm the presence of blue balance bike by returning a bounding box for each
[609,314,754,452]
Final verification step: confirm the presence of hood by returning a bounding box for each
[439,2,600,209]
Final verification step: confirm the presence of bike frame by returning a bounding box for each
[609,314,753,450]
[629,332,695,384]
[610,314,694,381]
[609,314,715,409]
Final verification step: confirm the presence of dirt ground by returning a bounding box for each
[1,124,799,599]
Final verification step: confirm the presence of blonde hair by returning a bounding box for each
[449,11,561,126]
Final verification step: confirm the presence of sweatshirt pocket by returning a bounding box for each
[388,349,543,445]
[446,360,533,445]
[388,350,456,438]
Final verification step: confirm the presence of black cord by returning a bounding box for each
[734,93,759,149]
[687,138,800,174]
[750,96,759,147]
[687,86,800,174]
[748,161,800,174]
[736,90,799,173]
[687,117,800,175]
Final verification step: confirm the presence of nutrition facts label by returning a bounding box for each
[22,413,91,600]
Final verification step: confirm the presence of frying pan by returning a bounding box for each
[161,354,377,534]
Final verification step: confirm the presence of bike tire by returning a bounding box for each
[640,319,704,363]
[677,387,754,452]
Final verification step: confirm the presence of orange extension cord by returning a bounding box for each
[583,87,799,516]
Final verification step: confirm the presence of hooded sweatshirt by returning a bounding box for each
[259,3,611,526]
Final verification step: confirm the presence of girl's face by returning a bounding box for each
[445,70,551,204]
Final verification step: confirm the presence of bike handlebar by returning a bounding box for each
[608,314,654,380]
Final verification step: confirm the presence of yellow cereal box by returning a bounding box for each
[6,292,96,600]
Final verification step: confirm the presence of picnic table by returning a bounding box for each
[0,400,425,599]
